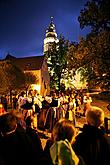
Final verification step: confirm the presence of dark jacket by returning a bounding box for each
[26,127,44,164]
[0,126,35,165]
[43,139,54,165]
[72,124,110,165]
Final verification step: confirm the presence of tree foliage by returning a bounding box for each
[0,60,38,95]
[78,0,110,33]
[67,0,110,90]
[46,35,69,91]
[0,60,25,94]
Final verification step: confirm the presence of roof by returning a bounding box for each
[5,54,45,71]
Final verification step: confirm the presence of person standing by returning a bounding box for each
[18,91,26,112]
[44,119,85,165]
[0,112,39,165]
[72,106,110,165]
[32,90,43,129]
[83,93,92,116]
[25,116,44,164]
[1,95,8,112]
[12,95,18,110]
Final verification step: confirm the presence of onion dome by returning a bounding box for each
[46,17,57,38]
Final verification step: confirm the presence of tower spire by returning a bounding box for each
[43,17,59,54]
[50,16,53,23]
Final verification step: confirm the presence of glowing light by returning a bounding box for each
[31,84,41,93]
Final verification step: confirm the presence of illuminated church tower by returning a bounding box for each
[43,17,59,54]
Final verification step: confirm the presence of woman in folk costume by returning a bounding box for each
[58,93,66,119]
[44,92,59,132]
[22,91,34,119]
[32,90,44,129]
[18,91,26,112]
[65,96,76,126]
[59,92,69,119]
[32,90,43,113]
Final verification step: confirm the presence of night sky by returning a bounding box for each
[0,0,89,59]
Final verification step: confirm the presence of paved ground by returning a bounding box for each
[91,98,110,117]
[39,97,110,148]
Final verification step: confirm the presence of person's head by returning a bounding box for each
[0,112,17,136]
[86,93,90,97]
[52,92,56,98]
[85,106,105,127]
[20,91,25,97]
[28,90,32,96]
[52,119,76,144]
[33,89,38,96]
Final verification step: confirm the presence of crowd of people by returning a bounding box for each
[16,89,93,130]
[0,89,93,130]
[0,89,110,165]
[0,105,109,165]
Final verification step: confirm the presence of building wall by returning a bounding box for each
[24,70,41,94]
[41,58,50,96]
[24,59,50,97]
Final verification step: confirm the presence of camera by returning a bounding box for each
[104,117,110,134]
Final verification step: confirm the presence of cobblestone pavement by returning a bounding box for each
[40,98,110,148]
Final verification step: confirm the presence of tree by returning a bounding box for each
[46,35,69,91]
[0,60,26,104]
[67,0,110,90]
[0,60,39,101]
[0,60,25,94]
[78,0,110,33]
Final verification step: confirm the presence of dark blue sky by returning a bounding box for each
[0,0,89,59]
